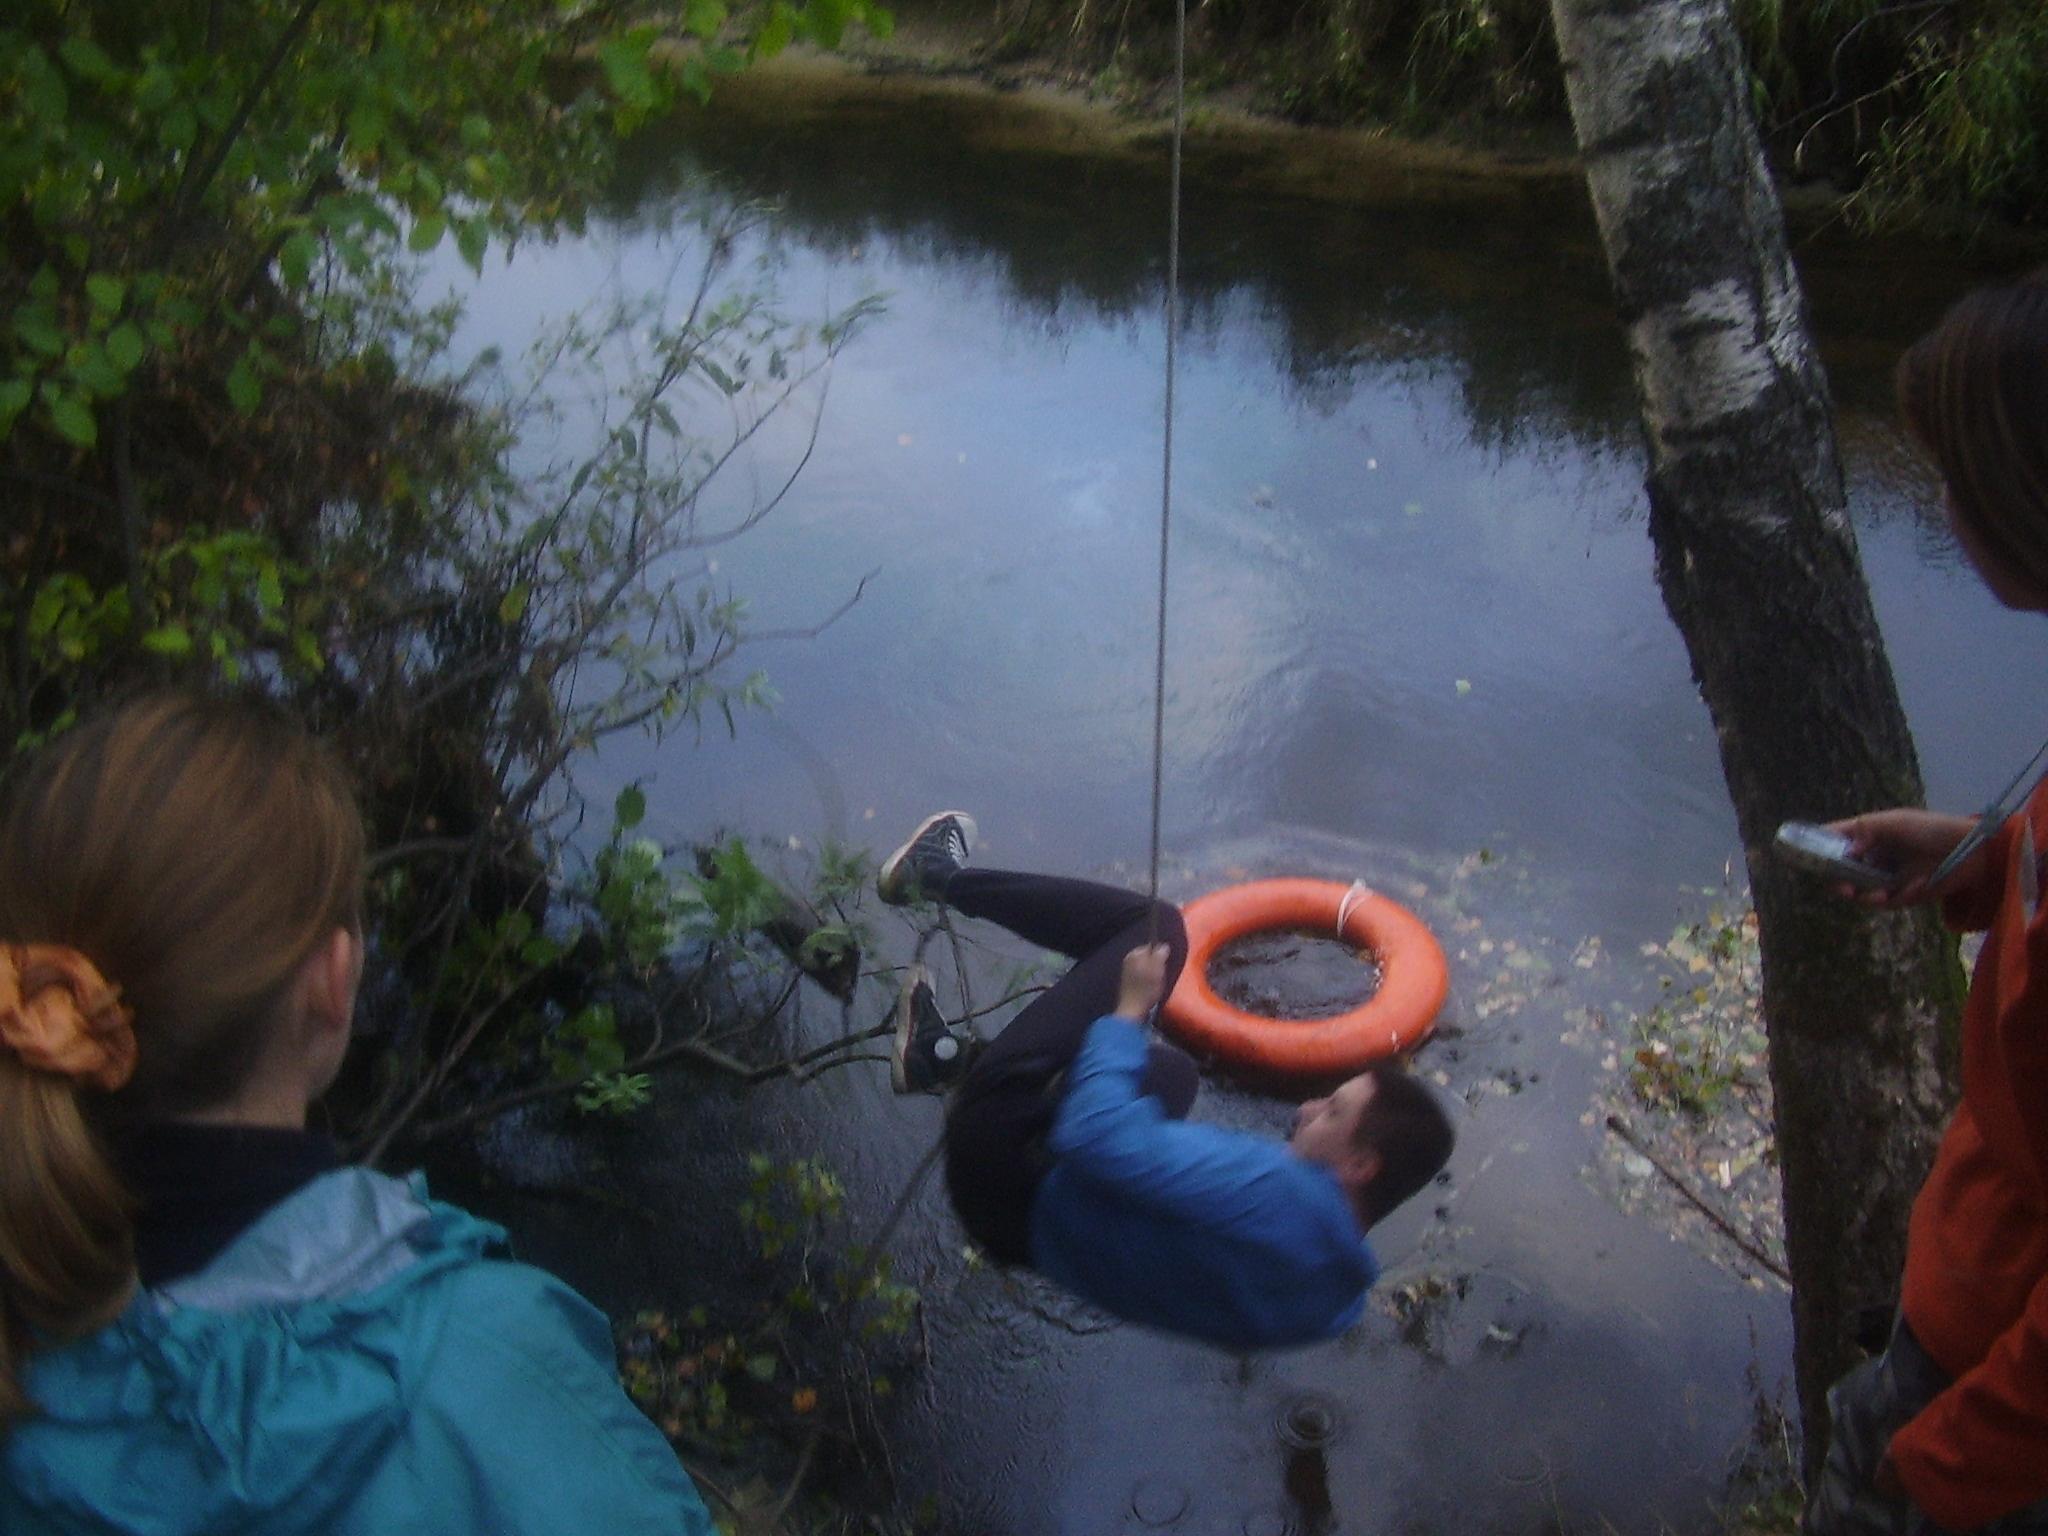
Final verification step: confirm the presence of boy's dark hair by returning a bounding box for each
[1350,1065,1455,1229]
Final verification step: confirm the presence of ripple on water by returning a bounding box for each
[1131,1476,1191,1526]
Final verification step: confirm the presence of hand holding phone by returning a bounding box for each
[1773,821,1896,889]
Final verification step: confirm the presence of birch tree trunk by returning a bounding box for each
[1545,0,1961,1477]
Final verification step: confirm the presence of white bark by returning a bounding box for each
[1549,0,1957,1483]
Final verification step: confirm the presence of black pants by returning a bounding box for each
[941,869,1196,1266]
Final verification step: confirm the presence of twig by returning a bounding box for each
[791,1049,890,1083]
[160,0,329,255]
[764,1430,820,1528]
[365,836,475,874]
[1604,1115,1790,1286]
[402,1013,897,1146]
[746,568,877,644]
[677,1457,741,1518]
[956,983,1053,1023]
[858,1132,948,1269]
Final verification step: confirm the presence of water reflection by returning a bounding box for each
[610,85,1642,456]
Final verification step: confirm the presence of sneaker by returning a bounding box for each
[877,811,976,906]
[892,965,968,1094]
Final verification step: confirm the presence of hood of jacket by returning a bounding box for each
[4,1168,505,1536]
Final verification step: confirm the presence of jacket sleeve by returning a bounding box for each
[1890,1271,2048,1528]
[416,1264,718,1535]
[1939,816,2020,934]
[1048,1015,1302,1229]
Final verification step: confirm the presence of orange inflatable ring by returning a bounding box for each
[1161,877,1448,1078]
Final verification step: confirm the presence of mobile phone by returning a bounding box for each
[1773,821,1895,888]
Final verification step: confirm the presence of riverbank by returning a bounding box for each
[714,0,2047,258]
[713,14,1589,204]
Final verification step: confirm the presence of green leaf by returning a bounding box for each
[347,100,386,152]
[24,52,68,124]
[14,308,65,358]
[407,214,447,253]
[67,344,124,397]
[686,0,727,40]
[597,28,660,112]
[455,219,488,273]
[85,274,126,314]
[59,37,119,83]
[796,0,850,50]
[518,934,563,966]
[135,62,176,111]
[498,584,530,623]
[226,357,261,414]
[42,387,96,447]
[799,925,854,967]
[160,105,196,152]
[745,1353,777,1383]
[754,8,794,57]
[279,231,320,289]
[678,57,712,104]
[0,378,32,433]
[141,625,194,656]
[615,784,647,830]
[106,323,146,373]
[459,113,492,148]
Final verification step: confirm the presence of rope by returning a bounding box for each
[1335,879,1375,935]
[1145,0,1186,945]
[1925,727,2048,891]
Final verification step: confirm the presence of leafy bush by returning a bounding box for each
[3,1,898,1161]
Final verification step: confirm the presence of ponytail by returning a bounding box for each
[0,692,365,1423]
[0,1061,131,1422]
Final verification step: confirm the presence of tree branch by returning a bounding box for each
[1604,1114,1789,1286]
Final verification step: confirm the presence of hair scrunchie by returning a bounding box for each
[0,943,137,1092]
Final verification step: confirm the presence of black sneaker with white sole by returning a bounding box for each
[892,966,969,1094]
[877,811,976,906]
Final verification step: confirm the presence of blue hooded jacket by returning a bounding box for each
[1030,1015,1379,1348]
[2,1168,715,1535]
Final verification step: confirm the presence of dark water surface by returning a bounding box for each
[440,65,2038,1535]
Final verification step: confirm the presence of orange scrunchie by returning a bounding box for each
[0,943,138,1093]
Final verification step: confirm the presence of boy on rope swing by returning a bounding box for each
[876,812,1455,1349]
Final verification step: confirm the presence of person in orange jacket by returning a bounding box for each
[1803,269,2048,1534]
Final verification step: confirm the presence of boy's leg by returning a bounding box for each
[939,868,1194,1265]
[944,868,1189,1079]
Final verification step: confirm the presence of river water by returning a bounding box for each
[439,61,2038,1535]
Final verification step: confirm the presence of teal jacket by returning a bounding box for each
[2,1169,716,1535]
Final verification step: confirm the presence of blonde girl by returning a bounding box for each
[0,693,713,1534]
